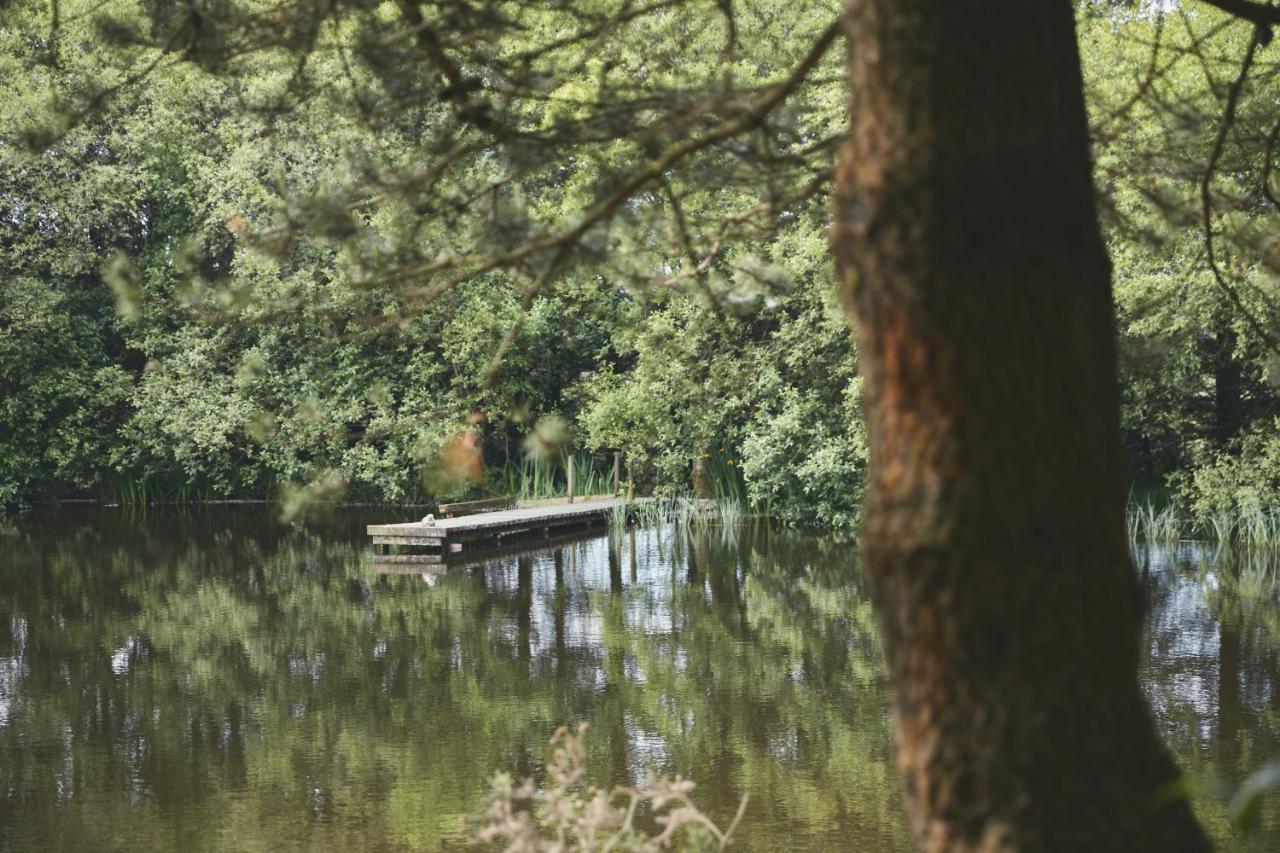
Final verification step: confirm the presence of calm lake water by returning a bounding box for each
[0,510,1276,851]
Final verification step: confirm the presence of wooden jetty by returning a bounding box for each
[367,497,622,554]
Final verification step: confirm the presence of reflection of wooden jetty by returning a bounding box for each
[367,526,610,574]
[367,554,453,572]
[367,497,622,555]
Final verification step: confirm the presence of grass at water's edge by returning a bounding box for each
[1126,499,1280,549]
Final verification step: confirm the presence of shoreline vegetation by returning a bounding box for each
[1127,501,1280,549]
[18,488,1280,553]
[23,429,1272,547]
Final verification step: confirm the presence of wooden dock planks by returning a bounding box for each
[436,495,516,517]
[367,497,621,553]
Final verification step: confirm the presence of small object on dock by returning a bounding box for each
[421,513,435,524]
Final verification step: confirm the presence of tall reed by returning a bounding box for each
[625,494,748,531]
[1125,500,1184,547]
[1206,503,1280,548]
[99,472,215,506]
[491,450,611,502]
[704,444,748,503]
[1125,499,1280,549]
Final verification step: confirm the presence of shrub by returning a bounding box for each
[475,725,746,852]
[1179,420,1280,522]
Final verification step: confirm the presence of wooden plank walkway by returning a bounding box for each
[367,497,622,553]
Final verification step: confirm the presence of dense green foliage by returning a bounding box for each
[2,3,1279,529]
[1082,12,1280,520]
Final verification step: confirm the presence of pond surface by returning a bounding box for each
[0,510,1276,851]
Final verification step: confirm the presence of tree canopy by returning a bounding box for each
[1,1,1278,529]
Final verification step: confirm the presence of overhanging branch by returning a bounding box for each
[1199,0,1280,26]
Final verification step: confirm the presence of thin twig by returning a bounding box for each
[393,20,841,298]
[480,244,572,390]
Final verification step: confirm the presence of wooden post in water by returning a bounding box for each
[613,452,622,496]
[567,454,575,504]
[629,527,637,581]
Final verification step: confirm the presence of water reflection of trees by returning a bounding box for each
[0,511,909,852]
[1139,543,1280,845]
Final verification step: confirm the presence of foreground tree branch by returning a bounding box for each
[1200,0,1280,27]
[391,19,842,300]
[1199,24,1280,354]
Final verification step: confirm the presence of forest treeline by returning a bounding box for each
[1,3,1277,527]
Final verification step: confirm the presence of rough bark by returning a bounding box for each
[832,1,1210,849]
[692,455,712,499]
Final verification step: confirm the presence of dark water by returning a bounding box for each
[0,511,1275,851]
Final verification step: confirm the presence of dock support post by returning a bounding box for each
[613,452,621,496]
[567,454,575,504]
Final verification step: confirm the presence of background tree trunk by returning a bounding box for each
[832,1,1209,848]
[1210,312,1244,447]
[692,455,712,499]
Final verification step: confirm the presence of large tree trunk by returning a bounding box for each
[832,1,1209,849]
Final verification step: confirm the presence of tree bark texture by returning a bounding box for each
[832,1,1210,849]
